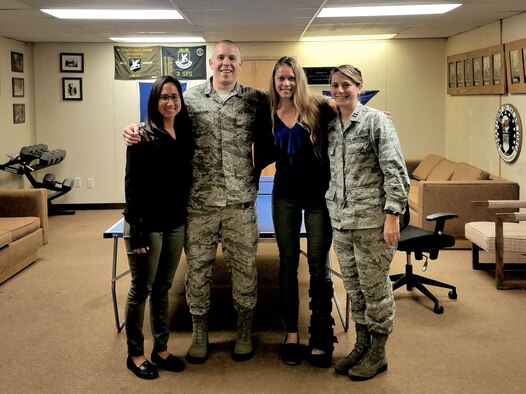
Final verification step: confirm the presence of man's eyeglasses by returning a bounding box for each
[159,94,180,103]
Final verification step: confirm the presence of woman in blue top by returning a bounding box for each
[267,57,336,367]
[123,76,193,379]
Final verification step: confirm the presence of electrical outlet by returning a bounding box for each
[87,178,94,188]
[75,177,81,187]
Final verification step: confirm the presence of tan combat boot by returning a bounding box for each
[334,323,370,375]
[232,309,254,361]
[186,314,209,364]
[348,332,388,381]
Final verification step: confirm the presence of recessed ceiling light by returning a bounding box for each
[318,4,462,17]
[301,34,397,42]
[41,9,183,19]
[110,37,205,43]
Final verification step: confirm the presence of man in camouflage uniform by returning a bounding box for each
[182,40,271,364]
[325,65,409,381]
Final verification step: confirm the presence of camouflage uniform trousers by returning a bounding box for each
[185,202,259,316]
[332,226,396,335]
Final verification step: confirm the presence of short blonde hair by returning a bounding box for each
[330,65,363,85]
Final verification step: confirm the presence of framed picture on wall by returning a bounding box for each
[464,58,473,87]
[504,38,526,93]
[510,50,520,84]
[493,53,502,85]
[12,77,24,97]
[13,104,25,124]
[456,61,463,87]
[482,55,491,86]
[60,53,84,73]
[448,62,455,88]
[473,57,482,86]
[62,77,83,101]
[448,45,506,95]
[11,51,24,72]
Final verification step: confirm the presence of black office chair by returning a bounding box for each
[390,205,458,314]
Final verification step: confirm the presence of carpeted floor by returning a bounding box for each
[0,210,525,393]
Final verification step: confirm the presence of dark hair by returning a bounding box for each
[146,75,190,133]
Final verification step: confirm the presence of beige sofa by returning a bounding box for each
[406,154,519,239]
[0,189,48,284]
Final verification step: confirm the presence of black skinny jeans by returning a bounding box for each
[272,195,333,333]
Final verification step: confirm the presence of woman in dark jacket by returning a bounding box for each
[123,76,192,379]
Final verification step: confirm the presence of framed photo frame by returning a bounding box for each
[11,51,24,73]
[12,77,24,97]
[482,55,491,86]
[473,57,482,87]
[448,62,455,88]
[505,38,526,93]
[493,53,502,85]
[509,50,520,84]
[13,104,25,124]
[464,58,473,87]
[62,77,83,101]
[447,45,506,95]
[456,61,463,87]
[60,53,84,73]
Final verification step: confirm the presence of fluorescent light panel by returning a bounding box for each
[318,4,462,17]
[301,34,396,42]
[110,37,205,43]
[41,9,183,19]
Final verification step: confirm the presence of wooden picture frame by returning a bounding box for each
[11,51,23,73]
[505,38,526,93]
[12,77,24,97]
[447,45,506,95]
[60,53,84,73]
[62,77,83,101]
[13,104,25,124]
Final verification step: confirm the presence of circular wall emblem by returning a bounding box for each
[494,104,522,163]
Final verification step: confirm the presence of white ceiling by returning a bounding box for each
[0,0,525,43]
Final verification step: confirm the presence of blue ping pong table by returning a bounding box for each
[103,176,349,333]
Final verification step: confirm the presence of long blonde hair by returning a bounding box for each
[268,56,323,160]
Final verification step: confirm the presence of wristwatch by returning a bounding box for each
[384,209,399,216]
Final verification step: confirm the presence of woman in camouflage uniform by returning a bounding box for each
[326,65,409,381]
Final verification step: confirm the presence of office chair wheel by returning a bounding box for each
[448,290,457,299]
[433,305,444,314]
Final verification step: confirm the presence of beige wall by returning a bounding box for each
[1,38,446,204]
[445,13,526,199]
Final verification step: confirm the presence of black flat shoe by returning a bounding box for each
[279,339,302,366]
[151,352,185,372]
[126,356,158,380]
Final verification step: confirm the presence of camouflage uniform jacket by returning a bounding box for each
[325,103,409,230]
[184,78,271,208]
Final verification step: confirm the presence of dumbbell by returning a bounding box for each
[42,173,56,188]
[61,178,74,192]
[19,144,49,162]
[39,150,65,166]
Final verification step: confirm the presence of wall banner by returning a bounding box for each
[162,46,206,80]
[114,46,161,80]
